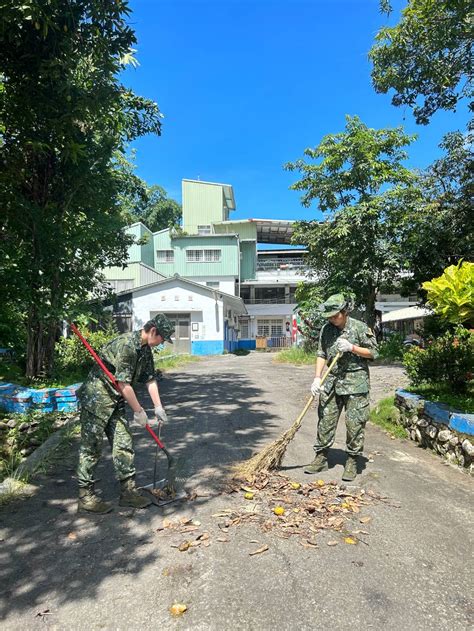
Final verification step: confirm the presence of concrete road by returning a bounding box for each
[1,353,472,630]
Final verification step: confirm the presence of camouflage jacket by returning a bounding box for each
[80,331,155,415]
[317,317,379,395]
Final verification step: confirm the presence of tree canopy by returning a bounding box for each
[370,0,473,125]
[285,116,417,326]
[0,1,162,376]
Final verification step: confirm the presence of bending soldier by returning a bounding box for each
[77,314,174,513]
[305,294,378,481]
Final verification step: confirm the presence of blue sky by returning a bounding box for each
[124,0,469,225]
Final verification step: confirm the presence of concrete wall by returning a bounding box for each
[129,281,237,355]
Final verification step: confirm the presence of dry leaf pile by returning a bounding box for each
[155,472,391,554]
[218,472,384,548]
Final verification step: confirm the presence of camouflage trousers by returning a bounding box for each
[313,390,370,456]
[77,402,136,488]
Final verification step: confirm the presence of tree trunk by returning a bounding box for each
[25,305,58,378]
[364,287,378,330]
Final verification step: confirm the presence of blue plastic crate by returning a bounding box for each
[57,401,78,412]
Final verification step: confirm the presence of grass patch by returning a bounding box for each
[274,347,316,365]
[405,383,474,413]
[154,350,201,371]
[370,396,408,439]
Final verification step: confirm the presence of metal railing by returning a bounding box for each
[243,297,296,304]
[256,257,307,271]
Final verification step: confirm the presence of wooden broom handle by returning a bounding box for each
[295,352,342,426]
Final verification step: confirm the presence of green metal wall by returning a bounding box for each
[125,223,154,267]
[214,221,257,241]
[154,231,239,277]
[240,240,257,280]
[182,181,226,233]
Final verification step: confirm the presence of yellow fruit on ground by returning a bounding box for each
[290,482,301,490]
[244,492,255,500]
[170,603,187,616]
[273,506,285,516]
[317,480,325,486]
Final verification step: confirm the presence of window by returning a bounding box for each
[240,321,249,338]
[257,319,283,337]
[186,249,221,263]
[197,224,211,235]
[206,281,219,288]
[156,249,174,263]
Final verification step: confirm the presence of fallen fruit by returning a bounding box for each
[244,492,255,500]
[290,482,301,490]
[344,537,357,545]
[169,603,187,616]
[317,480,325,487]
[273,506,285,516]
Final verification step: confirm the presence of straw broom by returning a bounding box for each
[233,353,341,480]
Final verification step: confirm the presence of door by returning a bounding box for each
[151,312,191,354]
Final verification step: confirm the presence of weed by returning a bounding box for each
[369,397,408,439]
[274,347,316,365]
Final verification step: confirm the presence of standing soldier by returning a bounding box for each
[77,314,174,513]
[305,294,378,481]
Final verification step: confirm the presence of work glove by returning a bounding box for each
[310,377,322,397]
[133,409,150,427]
[154,405,168,425]
[336,338,353,354]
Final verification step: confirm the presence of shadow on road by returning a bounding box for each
[0,369,278,620]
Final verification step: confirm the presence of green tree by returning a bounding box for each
[285,116,416,327]
[370,0,473,125]
[0,1,162,377]
[132,184,182,232]
[397,131,474,295]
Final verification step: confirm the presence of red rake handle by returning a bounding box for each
[70,322,166,450]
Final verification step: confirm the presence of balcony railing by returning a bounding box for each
[242,297,296,304]
[256,257,307,271]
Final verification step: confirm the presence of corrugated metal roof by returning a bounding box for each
[382,306,431,323]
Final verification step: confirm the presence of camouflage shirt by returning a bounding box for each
[317,317,379,395]
[80,331,156,414]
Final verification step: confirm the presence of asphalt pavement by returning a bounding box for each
[0,353,472,630]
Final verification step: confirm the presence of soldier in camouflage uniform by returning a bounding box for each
[305,294,378,481]
[77,314,174,513]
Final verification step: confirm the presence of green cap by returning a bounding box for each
[151,314,174,343]
[319,293,348,318]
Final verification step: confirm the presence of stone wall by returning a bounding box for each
[395,389,473,474]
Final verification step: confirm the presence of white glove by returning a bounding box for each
[154,405,168,425]
[133,409,149,427]
[336,338,353,353]
[311,377,322,397]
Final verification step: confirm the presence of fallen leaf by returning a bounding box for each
[67,532,77,541]
[178,541,190,552]
[197,532,209,541]
[359,516,371,524]
[216,537,229,542]
[192,520,201,526]
[344,537,357,545]
[249,544,269,556]
[169,603,187,617]
[327,540,338,546]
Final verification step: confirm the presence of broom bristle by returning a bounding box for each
[232,416,303,480]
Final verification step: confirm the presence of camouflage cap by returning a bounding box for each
[319,293,348,318]
[150,314,174,343]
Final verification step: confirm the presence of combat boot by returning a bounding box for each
[342,454,358,481]
[78,485,113,514]
[304,449,328,474]
[119,477,152,509]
